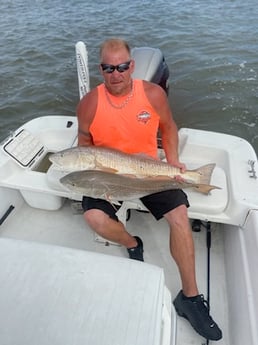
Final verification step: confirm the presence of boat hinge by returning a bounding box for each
[248,160,257,179]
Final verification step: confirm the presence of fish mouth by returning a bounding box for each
[48,154,62,168]
[48,155,57,164]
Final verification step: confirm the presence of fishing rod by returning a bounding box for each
[0,205,15,226]
[192,219,211,345]
[206,221,211,345]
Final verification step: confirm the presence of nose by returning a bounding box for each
[110,69,122,81]
[112,68,121,75]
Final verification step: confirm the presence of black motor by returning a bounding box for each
[131,47,169,95]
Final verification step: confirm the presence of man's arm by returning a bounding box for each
[143,81,185,170]
[76,88,98,146]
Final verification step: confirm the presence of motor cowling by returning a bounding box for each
[131,47,169,95]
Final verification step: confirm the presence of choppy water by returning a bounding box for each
[1,0,257,153]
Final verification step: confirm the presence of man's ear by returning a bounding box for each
[99,64,103,76]
[130,59,135,73]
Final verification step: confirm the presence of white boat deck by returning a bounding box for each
[0,197,229,345]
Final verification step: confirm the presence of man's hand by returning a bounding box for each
[168,160,186,173]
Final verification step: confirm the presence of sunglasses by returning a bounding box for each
[100,60,131,73]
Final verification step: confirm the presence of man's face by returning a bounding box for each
[100,47,135,96]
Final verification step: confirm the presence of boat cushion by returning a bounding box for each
[0,238,167,345]
[187,165,228,215]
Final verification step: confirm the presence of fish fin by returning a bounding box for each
[104,193,122,212]
[191,163,216,185]
[122,173,174,179]
[119,173,165,179]
[146,175,176,181]
[99,167,118,173]
[94,158,118,173]
[119,173,139,178]
[193,184,221,195]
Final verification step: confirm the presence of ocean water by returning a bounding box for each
[1,0,257,154]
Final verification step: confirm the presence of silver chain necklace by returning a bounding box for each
[104,81,134,109]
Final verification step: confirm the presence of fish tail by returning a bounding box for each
[193,184,221,195]
[193,163,216,185]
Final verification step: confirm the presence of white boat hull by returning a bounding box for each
[0,115,257,345]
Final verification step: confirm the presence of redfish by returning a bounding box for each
[60,169,220,198]
[50,146,217,193]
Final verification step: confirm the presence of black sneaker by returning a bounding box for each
[173,290,222,341]
[127,236,144,262]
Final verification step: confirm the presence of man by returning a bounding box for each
[77,38,222,341]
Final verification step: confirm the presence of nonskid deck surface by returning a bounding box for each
[0,199,228,344]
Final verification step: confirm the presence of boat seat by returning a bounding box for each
[114,164,228,225]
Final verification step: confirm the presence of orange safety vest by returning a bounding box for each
[89,79,160,158]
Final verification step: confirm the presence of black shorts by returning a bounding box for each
[82,189,189,221]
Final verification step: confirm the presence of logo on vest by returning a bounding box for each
[137,111,151,124]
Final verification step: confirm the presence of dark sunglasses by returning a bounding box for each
[100,60,131,73]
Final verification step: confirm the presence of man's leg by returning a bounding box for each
[165,205,222,341]
[141,190,222,340]
[84,208,136,247]
[164,204,198,296]
[82,196,144,261]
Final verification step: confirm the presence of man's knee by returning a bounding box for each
[165,204,189,226]
[84,209,108,229]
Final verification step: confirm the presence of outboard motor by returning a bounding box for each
[131,47,169,95]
